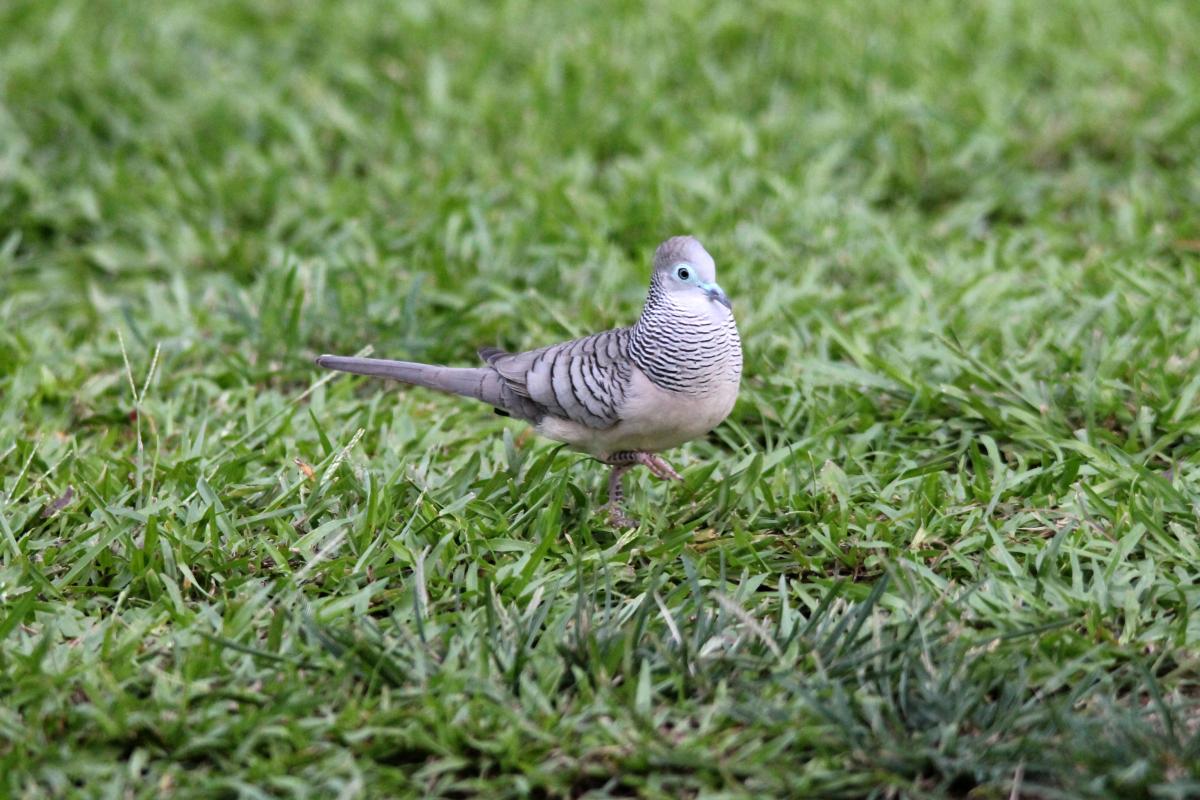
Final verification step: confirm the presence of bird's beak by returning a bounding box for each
[700,281,732,309]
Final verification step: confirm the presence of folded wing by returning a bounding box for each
[480,328,633,430]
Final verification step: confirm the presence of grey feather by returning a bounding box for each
[483,329,633,430]
[315,235,741,459]
[314,355,543,421]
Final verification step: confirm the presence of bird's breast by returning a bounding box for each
[587,364,739,456]
[629,309,742,394]
[534,309,742,457]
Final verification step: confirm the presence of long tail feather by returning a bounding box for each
[315,355,498,405]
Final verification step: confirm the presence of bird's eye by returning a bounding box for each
[675,266,690,281]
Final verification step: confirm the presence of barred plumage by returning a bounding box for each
[630,272,742,395]
[316,235,742,527]
[481,327,634,429]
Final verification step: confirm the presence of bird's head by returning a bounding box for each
[651,235,731,314]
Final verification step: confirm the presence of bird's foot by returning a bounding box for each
[639,453,682,482]
[600,452,682,527]
[604,462,637,528]
[604,451,683,482]
[606,504,639,528]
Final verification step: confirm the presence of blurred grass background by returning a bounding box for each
[2,0,1200,797]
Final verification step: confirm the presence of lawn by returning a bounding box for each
[2,0,1200,796]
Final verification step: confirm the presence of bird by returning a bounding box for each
[315,235,742,526]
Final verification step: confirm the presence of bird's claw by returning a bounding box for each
[606,505,639,528]
[601,451,683,526]
[636,453,683,482]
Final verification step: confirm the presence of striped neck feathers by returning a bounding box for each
[629,275,741,393]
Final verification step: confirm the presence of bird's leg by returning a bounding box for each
[604,450,684,481]
[638,453,683,482]
[605,462,636,528]
[601,451,685,528]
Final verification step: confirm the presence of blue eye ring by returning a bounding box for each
[674,264,691,281]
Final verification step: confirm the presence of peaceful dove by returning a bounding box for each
[315,236,742,526]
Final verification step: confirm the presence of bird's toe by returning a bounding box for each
[638,453,683,481]
[605,504,639,528]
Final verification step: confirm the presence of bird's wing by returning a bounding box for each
[480,328,632,430]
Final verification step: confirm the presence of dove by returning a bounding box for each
[315,236,742,526]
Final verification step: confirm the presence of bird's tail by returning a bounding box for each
[315,355,503,407]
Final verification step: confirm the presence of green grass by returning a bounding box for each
[2,0,1200,796]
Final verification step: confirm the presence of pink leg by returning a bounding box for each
[603,451,683,482]
[605,463,637,528]
[600,451,684,527]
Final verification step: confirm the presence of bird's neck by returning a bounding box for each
[629,294,741,394]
